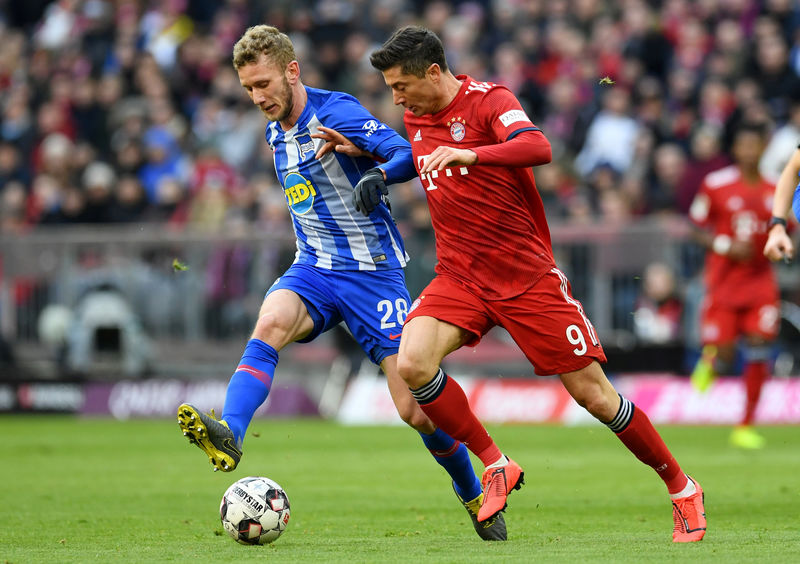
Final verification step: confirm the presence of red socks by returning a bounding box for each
[412,370,502,465]
[615,404,687,494]
[742,361,768,425]
[414,373,690,494]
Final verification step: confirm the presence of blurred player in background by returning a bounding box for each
[763,146,800,262]
[354,25,706,543]
[177,25,506,541]
[690,122,779,450]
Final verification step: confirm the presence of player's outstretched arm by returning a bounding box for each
[311,126,412,216]
[313,124,416,185]
[419,146,477,174]
[312,126,373,159]
[419,130,552,174]
[764,148,800,262]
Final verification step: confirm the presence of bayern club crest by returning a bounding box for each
[447,116,466,142]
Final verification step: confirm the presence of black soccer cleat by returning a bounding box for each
[177,403,242,472]
[453,482,507,541]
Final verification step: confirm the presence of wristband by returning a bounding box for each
[712,234,732,255]
[769,216,788,229]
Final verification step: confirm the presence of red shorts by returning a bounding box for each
[699,296,779,344]
[406,268,606,375]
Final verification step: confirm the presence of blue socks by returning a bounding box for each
[419,427,482,502]
[221,338,480,505]
[222,339,278,445]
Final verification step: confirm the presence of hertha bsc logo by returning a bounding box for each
[294,132,315,160]
[447,116,466,142]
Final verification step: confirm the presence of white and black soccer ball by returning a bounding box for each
[220,476,290,545]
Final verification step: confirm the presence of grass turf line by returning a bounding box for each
[2,416,799,562]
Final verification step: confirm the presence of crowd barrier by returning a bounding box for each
[1,218,799,379]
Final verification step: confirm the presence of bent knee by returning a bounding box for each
[254,311,287,334]
[398,405,431,431]
[392,392,431,429]
[571,385,618,422]
[253,311,298,343]
[396,354,439,389]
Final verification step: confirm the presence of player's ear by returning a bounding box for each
[286,60,301,84]
[426,63,441,83]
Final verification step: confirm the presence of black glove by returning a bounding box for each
[352,168,388,216]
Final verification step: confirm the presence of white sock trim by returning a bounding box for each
[485,454,509,469]
[669,475,696,499]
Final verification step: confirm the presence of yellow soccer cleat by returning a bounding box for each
[453,483,507,541]
[177,403,242,472]
[729,426,766,449]
[691,345,718,393]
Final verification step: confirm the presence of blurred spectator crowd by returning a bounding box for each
[1,0,800,235]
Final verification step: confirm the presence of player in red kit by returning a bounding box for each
[353,26,706,543]
[689,122,780,450]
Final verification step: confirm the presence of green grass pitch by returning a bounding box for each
[3,416,799,563]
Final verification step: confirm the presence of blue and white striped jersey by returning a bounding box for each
[266,86,412,271]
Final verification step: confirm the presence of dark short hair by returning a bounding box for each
[370,26,448,77]
[734,121,768,140]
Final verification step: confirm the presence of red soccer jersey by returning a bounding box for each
[689,164,778,307]
[404,75,554,300]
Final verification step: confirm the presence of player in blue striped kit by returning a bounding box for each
[177,25,505,540]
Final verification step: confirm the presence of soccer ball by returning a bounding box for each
[220,476,291,545]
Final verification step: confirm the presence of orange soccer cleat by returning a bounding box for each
[477,457,524,522]
[672,476,706,543]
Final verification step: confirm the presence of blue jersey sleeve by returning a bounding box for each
[372,138,416,185]
[317,92,416,185]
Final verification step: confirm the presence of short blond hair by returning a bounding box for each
[232,25,296,70]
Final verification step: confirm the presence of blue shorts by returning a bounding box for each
[267,264,411,365]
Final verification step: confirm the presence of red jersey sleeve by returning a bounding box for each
[472,129,551,167]
[688,179,714,229]
[478,86,540,143]
[470,86,549,167]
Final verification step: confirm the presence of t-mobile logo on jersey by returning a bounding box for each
[416,154,469,191]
